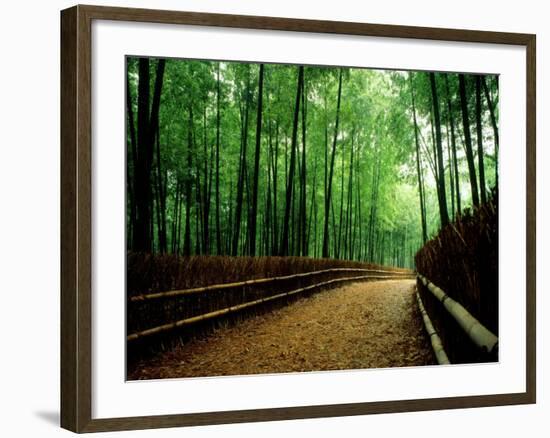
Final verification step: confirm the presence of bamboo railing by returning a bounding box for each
[128,270,412,342]
[417,273,498,355]
[415,289,450,365]
[130,268,413,302]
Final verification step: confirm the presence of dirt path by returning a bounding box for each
[129,279,434,379]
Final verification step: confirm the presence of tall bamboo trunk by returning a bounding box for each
[280,66,304,256]
[445,75,461,214]
[409,74,428,243]
[458,74,480,208]
[299,71,308,256]
[133,58,151,253]
[429,72,450,228]
[215,63,222,254]
[475,75,487,204]
[322,69,343,258]
[249,63,264,256]
[482,75,499,186]
[232,67,251,256]
[183,105,193,256]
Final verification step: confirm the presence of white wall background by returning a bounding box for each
[0,0,546,436]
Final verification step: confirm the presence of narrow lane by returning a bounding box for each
[129,279,434,379]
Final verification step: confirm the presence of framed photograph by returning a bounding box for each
[60,4,536,433]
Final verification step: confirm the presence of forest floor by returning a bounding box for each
[128,279,435,380]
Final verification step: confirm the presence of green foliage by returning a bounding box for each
[127,57,498,269]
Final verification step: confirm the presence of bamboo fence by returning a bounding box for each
[128,271,410,342]
[130,268,413,302]
[417,273,498,354]
[415,288,450,365]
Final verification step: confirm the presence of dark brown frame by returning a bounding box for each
[61,4,536,433]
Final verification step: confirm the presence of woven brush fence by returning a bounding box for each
[127,253,410,297]
[415,191,498,364]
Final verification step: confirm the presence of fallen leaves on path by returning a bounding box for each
[129,279,435,380]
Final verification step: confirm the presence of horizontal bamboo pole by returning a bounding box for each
[415,289,450,365]
[130,268,414,302]
[127,274,395,342]
[417,274,498,354]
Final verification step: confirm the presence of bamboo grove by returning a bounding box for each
[126,58,498,269]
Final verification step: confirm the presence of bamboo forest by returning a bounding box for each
[127,57,499,378]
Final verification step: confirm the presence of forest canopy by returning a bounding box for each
[126,57,499,269]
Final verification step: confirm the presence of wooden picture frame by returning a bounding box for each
[60,4,536,433]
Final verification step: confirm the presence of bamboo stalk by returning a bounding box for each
[415,289,450,365]
[127,274,396,341]
[417,274,498,354]
[130,268,414,302]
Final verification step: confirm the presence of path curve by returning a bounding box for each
[129,279,434,379]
